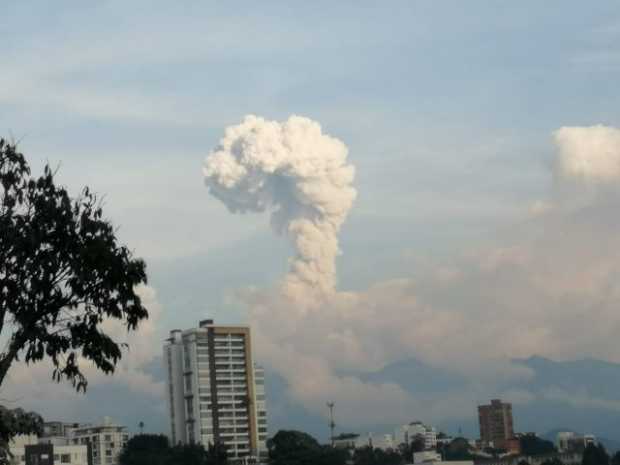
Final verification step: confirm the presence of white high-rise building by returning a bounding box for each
[163,320,268,462]
[394,421,437,450]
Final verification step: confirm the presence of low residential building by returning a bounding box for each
[414,451,442,463]
[9,441,90,465]
[333,433,395,451]
[474,452,582,465]
[42,422,85,440]
[411,451,473,465]
[69,418,128,465]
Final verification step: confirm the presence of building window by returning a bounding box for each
[61,454,71,463]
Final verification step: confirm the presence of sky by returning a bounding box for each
[2,0,620,438]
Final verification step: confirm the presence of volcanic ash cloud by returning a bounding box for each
[203,115,357,303]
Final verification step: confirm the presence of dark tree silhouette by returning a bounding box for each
[353,446,403,465]
[0,139,149,391]
[0,405,43,464]
[443,438,474,461]
[119,434,170,465]
[0,139,149,449]
[268,430,347,465]
[118,434,228,465]
[582,443,609,465]
[519,434,556,456]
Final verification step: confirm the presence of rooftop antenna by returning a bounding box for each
[327,402,335,446]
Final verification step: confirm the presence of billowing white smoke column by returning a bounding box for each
[554,125,620,182]
[203,115,357,302]
[198,119,620,427]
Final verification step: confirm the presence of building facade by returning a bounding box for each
[70,418,128,465]
[163,320,268,462]
[333,433,395,451]
[478,400,515,449]
[475,452,583,465]
[9,435,90,465]
[394,422,437,450]
[556,432,596,453]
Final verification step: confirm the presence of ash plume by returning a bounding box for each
[203,115,357,302]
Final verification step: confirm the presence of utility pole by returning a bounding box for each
[327,402,335,447]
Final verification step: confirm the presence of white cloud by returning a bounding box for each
[554,125,620,182]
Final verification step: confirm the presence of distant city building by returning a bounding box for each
[414,451,442,463]
[413,449,473,465]
[394,421,437,450]
[39,422,88,448]
[41,422,84,439]
[333,433,363,450]
[69,418,128,465]
[436,434,454,447]
[474,452,583,465]
[478,399,515,449]
[556,432,596,453]
[163,319,268,462]
[370,433,395,451]
[333,432,395,451]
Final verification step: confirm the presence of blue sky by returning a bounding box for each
[3,1,620,436]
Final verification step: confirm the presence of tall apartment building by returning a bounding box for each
[164,320,268,462]
[478,399,515,449]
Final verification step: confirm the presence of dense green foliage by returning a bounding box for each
[119,435,227,465]
[541,457,565,465]
[519,434,556,456]
[268,430,348,465]
[0,406,43,464]
[582,443,610,465]
[440,438,474,461]
[0,139,148,392]
[353,446,403,465]
[0,407,43,443]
